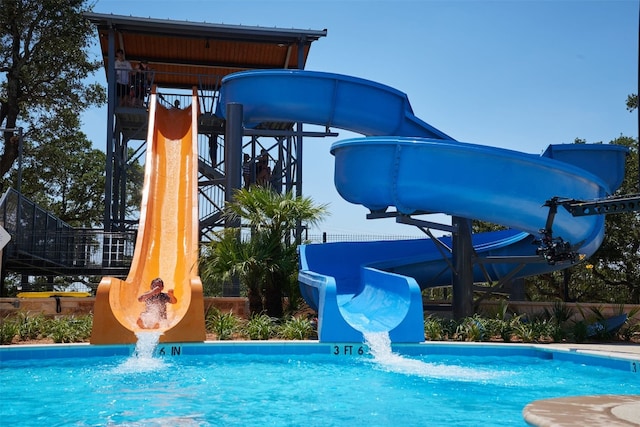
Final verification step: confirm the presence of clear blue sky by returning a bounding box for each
[86,0,639,237]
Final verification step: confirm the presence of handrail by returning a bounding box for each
[0,189,135,271]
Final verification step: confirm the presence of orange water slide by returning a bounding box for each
[91,87,205,344]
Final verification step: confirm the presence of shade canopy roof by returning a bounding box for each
[85,12,327,90]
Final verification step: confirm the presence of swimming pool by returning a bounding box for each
[1,335,638,427]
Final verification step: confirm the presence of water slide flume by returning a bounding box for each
[331,137,621,256]
[219,69,627,343]
[91,87,205,344]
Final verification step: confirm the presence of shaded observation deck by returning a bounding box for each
[0,13,328,292]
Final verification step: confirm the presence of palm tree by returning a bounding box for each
[201,228,268,314]
[201,187,328,317]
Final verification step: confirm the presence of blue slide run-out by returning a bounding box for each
[218,70,628,343]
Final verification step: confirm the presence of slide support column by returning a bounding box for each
[224,102,243,296]
[452,216,474,319]
[225,102,243,207]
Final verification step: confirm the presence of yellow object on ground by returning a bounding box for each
[17,292,91,298]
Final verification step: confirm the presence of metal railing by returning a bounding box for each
[118,69,221,113]
[304,233,424,244]
[0,189,135,273]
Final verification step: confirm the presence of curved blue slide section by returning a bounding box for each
[218,70,628,343]
[217,70,453,140]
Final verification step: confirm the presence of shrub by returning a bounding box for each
[499,320,514,342]
[16,312,48,341]
[206,309,239,340]
[46,315,93,343]
[204,306,221,331]
[455,315,486,341]
[545,301,574,326]
[548,321,566,342]
[423,315,443,341]
[572,320,588,343]
[513,321,536,343]
[244,313,275,340]
[277,316,313,340]
[0,317,18,344]
[440,318,458,340]
[512,317,554,343]
[620,321,640,342]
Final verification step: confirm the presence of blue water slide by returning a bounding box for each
[218,69,628,343]
[217,70,453,140]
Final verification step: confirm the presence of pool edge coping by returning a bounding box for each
[2,340,639,370]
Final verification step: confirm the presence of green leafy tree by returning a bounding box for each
[1,0,144,226]
[0,0,104,180]
[626,94,638,112]
[201,228,275,314]
[472,220,506,233]
[201,187,328,317]
[8,110,106,226]
[586,135,639,303]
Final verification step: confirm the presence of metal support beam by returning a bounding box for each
[224,102,243,296]
[104,26,116,231]
[473,263,527,305]
[452,216,474,319]
[562,195,640,216]
[243,128,338,138]
[225,103,243,214]
[395,214,458,234]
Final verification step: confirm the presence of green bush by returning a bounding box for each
[513,321,536,343]
[423,315,443,341]
[548,321,567,342]
[455,315,486,342]
[0,318,19,344]
[16,312,48,341]
[440,318,458,340]
[620,307,640,341]
[1,306,636,345]
[46,315,93,343]
[620,321,640,342]
[277,316,313,340]
[572,320,589,343]
[204,306,221,331]
[545,301,575,326]
[500,318,518,342]
[206,309,239,340]
[244,313,275,340]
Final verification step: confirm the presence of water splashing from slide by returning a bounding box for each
[364,332,500,381]
[112,332,165,374]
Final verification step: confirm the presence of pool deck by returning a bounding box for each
[524,343,640,427]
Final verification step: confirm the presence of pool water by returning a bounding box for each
[1,336,638,427]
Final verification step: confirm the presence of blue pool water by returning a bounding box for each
[1,334,638,427]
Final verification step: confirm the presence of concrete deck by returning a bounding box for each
[524,343,640,426]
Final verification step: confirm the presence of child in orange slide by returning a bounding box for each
[137,277,177,329]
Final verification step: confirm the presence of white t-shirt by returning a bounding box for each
[115,59,132,85]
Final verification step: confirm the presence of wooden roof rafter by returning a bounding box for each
[85,12,327,89]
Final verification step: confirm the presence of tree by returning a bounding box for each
[1,0,104,180]
[201,187,328,317]
[472,220,506,233]
[3,109,105,226]
[201,228,275,314]
[626,94,638,112]
[586,135,640,303]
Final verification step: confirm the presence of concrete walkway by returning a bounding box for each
[524,343,640,426]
